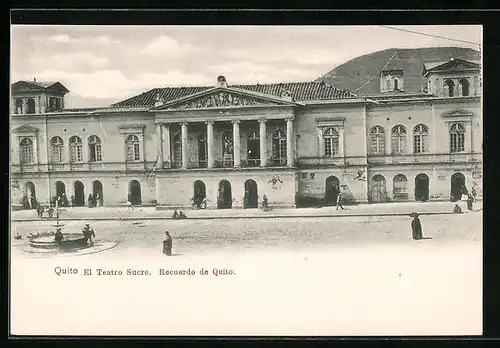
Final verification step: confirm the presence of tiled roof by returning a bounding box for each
[111,82,357,108]
[12,80,69,93]
[423,59,481,71]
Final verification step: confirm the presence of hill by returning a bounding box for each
[316,47,481,95]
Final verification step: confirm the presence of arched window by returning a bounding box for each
[69,136,83,162]
[323,127,339,157]
[391,125,407,155]
[172,133,182,165]
[26,98,36,114]
[50,136,64,163]
[125,134,140,161]
[88,135,102,162]
[370,126,385,155]
[272,128,287,164]
[20,138,33,164]
[393,174,408,200]
[459,78,470,97]
[450,123,465,153]
[413,124,429,154]
[15,99,23,114]
[444,79,455,97]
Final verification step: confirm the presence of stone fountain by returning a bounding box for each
[28,201,90,252]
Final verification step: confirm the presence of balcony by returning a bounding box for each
[367,152,480,165]
[296,156,367,168]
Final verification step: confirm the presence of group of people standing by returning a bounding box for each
[87,193,102,208]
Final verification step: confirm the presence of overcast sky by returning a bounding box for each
[10,25,481,108]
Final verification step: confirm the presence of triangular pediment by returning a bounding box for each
[442,109,474,118]
[426,59,480,74]
[13,124,39,133]
[152,87,298,111]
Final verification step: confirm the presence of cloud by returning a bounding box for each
[36,34,120,46]
[143,35,197,58]
[14,69,214,100]
[29,52,109,72]
[48,34,73,43]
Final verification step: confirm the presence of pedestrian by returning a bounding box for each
[467,193,474,211]
[82,223,95,246]
[96,192,102,207]
[262,195,269,211]
[410,212,423,240]
[453,204,463,214]
[39,205,45,218]
[172,209,179,219]
[336,192,344,210]
[178,211,187,219]
[471,186,477,203]
[70,195,74,207]
[88,194,93,208]
[163,231,173,256]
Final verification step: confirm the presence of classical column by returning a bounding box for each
[22,98,26,114]
[232,120,241,167]
[317,128,325,157]
[338,126,345,157]
[286,118,294,167]
[163,124,171,167]
[181,122,188,169]
[206,121,214,168]
[33,136,39,165]
[156,123,163,168]
[259,118,267,167]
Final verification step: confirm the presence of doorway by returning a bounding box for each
[93,180,104,206]
[55,181,66,198]
[24,181,36,209]
[370,175,387,203]
[217,180,232,209]
[74,181,85,206]
[450,172,466,202]
[193,180,206,207]
[247,130,260,167]
[415,173,430,202]
[325,176,340,206]
[244,179,258,208]
[198,133,207,167]
[129,180,142,206]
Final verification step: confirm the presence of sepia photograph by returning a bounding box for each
[9,23,482,336]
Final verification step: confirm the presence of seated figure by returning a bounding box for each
[453,204,463,214]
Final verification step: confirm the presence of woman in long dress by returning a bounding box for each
[410,213,423,240]
[163,231,172,256]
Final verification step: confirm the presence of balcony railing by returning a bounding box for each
[367,152,481,165]
[296,156,367,168]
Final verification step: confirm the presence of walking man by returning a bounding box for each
[336,192,344,210]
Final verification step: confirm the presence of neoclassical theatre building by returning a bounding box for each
[10,58,482,209]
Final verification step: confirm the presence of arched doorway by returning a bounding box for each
[415,173,430,202]
[325,176,340,206]
[217,180,232,209]
[193,180,206,207]
[128,180,142,206]
[55,181,66,197]
[26,98,36,114]
[450,172,466,202]
[24,181,36,209]
[393,174,408,201]
[93,180,104,206]
[74,181,85,206]
[370,175,387,203]
[244,179,258,208]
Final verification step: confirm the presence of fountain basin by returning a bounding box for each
[29,233,89,250]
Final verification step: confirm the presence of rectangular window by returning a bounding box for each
[21,147,33,163]
[71,145,83,162]
[325,138,339,157]
[52,146,63,163]
[134,143,140,161]
[391,136,406,154]
[370,137,384,154]
[126,144,135,161]
[450,134,465,153]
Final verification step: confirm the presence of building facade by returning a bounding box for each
[10,58,482,209]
